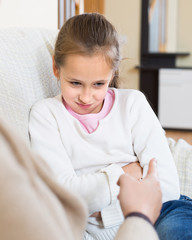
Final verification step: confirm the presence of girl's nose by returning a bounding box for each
[79,88,92,104]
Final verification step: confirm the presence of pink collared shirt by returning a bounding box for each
[63,89,115,133]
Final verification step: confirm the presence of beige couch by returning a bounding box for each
[0,28,191,198]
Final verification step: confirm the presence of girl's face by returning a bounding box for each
[53,54,114,115]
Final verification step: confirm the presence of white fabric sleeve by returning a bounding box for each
[130,91,180,202]
[28,106,121,215]
[100,164,124,204]
[100,164,124,228]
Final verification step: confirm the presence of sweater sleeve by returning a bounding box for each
[28,104,122,215]
[100,165,124,228]
[130,91,180,203]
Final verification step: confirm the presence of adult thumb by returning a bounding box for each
[147,158,158,177]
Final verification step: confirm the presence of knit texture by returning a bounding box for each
[29,88,180,230]
[0,28,59,144]
[167,138,192,198]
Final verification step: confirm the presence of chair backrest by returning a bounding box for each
[167,138,192,199]
[0,28,60,145]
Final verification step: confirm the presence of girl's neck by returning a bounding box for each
[62,89,115,133]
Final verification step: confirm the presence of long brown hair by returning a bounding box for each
[54,13,121,88]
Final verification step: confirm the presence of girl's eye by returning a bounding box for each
[94,82,105,87]
[70,82,81,86]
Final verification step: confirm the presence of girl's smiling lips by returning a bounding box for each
[76,103,92,109]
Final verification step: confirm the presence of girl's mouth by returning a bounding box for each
[76,103,92,109]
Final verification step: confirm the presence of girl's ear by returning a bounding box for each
[52,56,60,79]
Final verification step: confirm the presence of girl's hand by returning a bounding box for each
[122,161,143,180]
[90,211,101,218]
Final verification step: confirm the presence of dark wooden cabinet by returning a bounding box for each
[139,0,190,116]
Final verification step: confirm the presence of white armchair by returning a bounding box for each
[0,28,191,199]
[167,137,192,198]
[0,28,59,144]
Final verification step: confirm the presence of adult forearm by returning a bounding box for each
[115,216,159,240]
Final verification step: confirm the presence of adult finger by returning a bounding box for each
[146,158,158,177]
[117,173,135,186]
[117,174,126,186]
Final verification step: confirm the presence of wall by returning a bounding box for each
[166,0,178,52]
[104,0,192,88]
[0,0,58,29]
[176,0,192,67]
[104,0,141,89]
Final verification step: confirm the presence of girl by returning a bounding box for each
[29,13,192,240]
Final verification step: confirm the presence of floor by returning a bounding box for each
[165,130,192,145]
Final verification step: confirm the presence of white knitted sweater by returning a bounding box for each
[29,88,180,229]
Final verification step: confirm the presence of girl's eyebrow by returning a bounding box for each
[66,77,109,83]
[94,80,109,83]
[64,76,82,82]
[69,78,82,82]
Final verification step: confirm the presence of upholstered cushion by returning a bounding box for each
[0,28,60,144]
[168,138,192,198]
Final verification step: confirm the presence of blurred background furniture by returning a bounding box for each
[138,0,192,131]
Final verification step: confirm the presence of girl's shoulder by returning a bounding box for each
[30,94,62,113]
[111,89,149,114]
[113,88,146,102]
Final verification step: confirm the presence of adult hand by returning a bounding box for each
[122,161,143,180]
[117,158,162,224]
